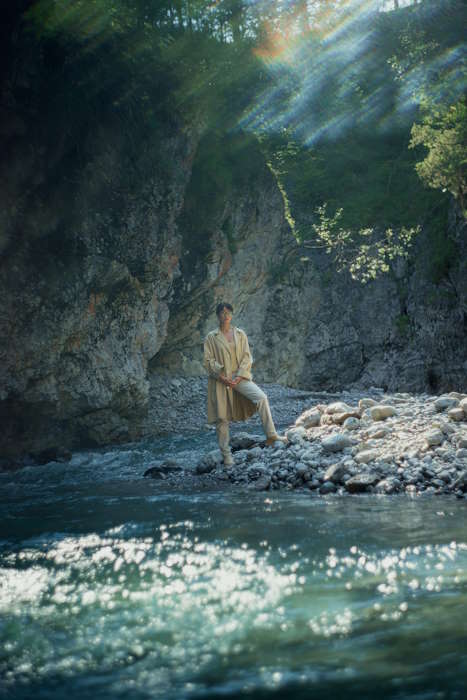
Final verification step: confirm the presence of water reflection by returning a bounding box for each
[0,434,466,699]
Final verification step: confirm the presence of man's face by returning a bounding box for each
[218,307,232,321]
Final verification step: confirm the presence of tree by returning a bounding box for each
[409,98,467,214]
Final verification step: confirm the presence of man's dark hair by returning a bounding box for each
[216,302,233,316]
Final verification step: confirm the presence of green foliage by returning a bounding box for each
[304,203,420,284]
[409,99,467,213]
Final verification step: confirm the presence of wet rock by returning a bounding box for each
[144,459,183,478]
[32,446,72,464]
[453,471,467,492]
[345,473,380,493]
[322,434,353,453]
[319,481,337,494]
[323,463,346,483]
[369,405,397,421]
[375,477,402,494]
[253,475,271,491]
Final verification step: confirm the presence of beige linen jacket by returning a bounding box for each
[203,326,257,423]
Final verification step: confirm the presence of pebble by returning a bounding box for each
[355,449,380,464]
[322,434,353,453]
[425,429,444,447]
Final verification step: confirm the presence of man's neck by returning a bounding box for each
[220,322,232,334]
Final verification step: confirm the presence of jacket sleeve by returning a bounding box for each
[203,336,224,378]
[236,331,253,380]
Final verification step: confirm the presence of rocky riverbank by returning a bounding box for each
[145,385,467,498]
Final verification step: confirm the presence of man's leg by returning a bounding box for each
[216,419,233,464]
[233,380,277,439]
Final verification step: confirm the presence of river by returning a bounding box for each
[1,430,466,699]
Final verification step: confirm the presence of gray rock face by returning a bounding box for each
[2,69,467,462]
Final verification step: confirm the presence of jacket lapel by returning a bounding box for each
[214,328,230,353]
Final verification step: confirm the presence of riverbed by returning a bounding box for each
[1,431,466,699]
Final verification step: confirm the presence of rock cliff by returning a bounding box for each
[1,106,466,460]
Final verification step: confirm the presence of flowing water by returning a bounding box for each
[1,431,466,700]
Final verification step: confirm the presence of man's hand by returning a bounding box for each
[219,374,234,387]
[231,376,245,387]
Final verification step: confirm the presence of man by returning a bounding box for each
[203,302,286,467]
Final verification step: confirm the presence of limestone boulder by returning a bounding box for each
[296,409,321,428]
[369,405,398,421]
[448,408,465,422]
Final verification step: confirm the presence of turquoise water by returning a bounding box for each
[1,432,466,699]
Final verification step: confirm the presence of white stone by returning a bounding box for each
[296,409,321,428]
[355,449,380,464]
[370,405,397,421]
[448,408,465,422]
[325,402,354,415]
[460,398,467,413]
[359,398,377,410]
[368,426,389,439]
[424,429,444,447]
[321,434,353,453]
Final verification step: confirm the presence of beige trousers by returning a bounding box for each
[216,380,277,458]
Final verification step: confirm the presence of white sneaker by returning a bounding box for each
[223,454,234,467]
